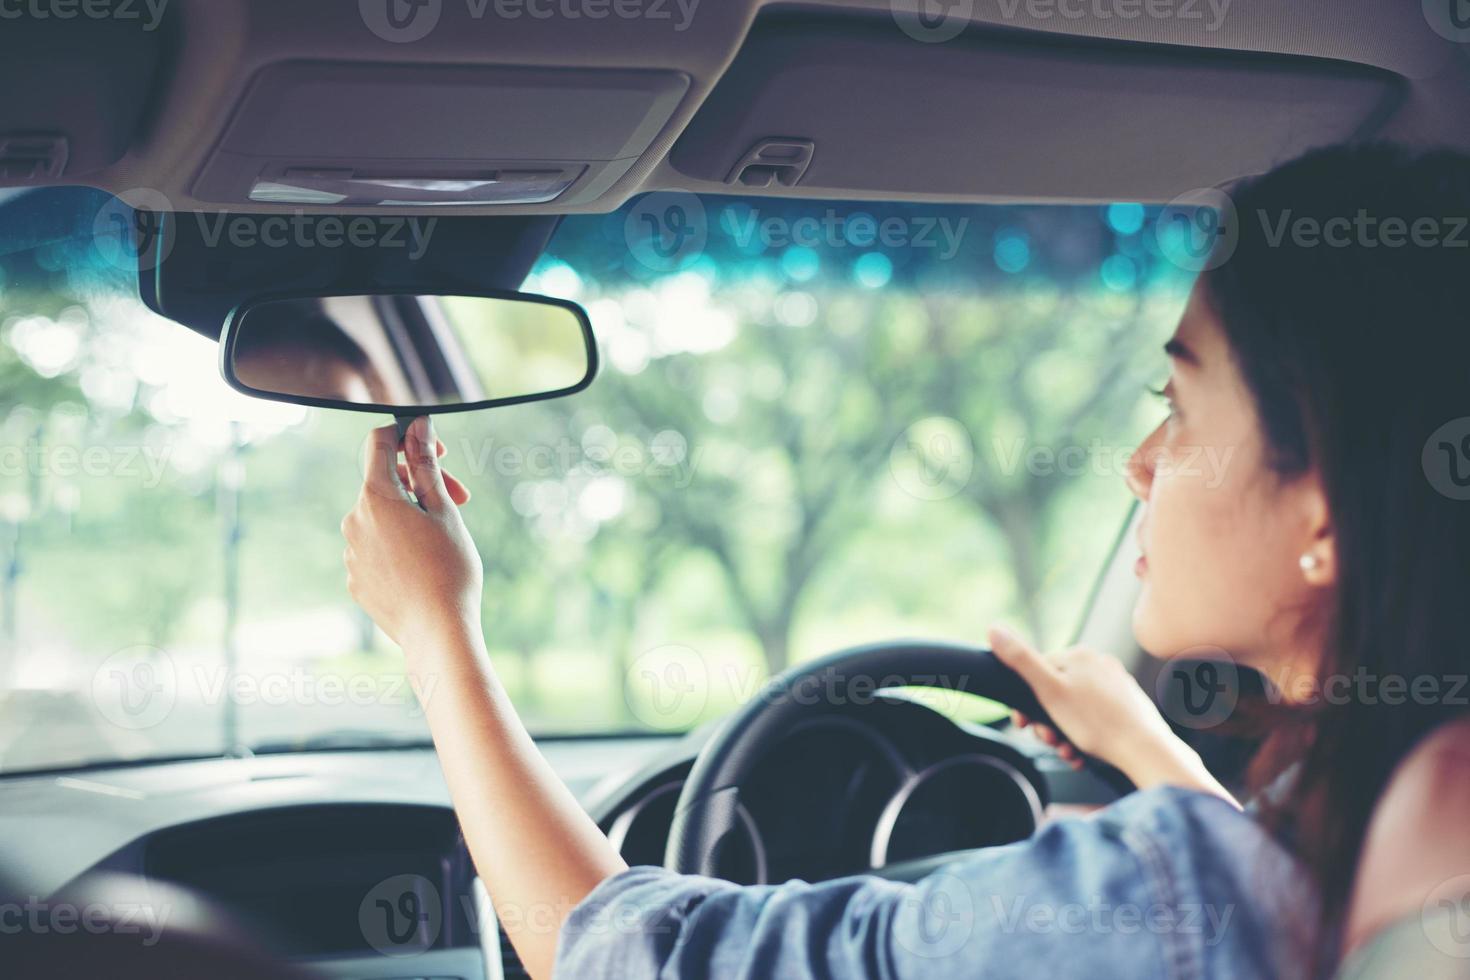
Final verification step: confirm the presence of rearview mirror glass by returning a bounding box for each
[221,291,597,414]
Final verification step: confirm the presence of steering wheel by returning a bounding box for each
[665,640,1132,878]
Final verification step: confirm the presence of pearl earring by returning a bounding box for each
[1299,554,1321,573]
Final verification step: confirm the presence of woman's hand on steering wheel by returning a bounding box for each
[988,626,1241,807]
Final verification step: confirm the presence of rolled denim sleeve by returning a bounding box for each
[555,788,1315,979]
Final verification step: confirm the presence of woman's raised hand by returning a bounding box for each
[342,417,483,654]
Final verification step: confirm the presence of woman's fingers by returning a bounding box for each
[1032,723,1081,762]
[398,462,471,506]
[364,423,413,502]
[392,433,469,507]
[989,625,1062,699]
[991,625,1082,756]
[403,418,450,512]
[441,470,470,506]
[1029,724,1084,767]
[357,426,462,507]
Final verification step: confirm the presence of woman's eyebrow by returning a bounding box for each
[1164,338,1200,366]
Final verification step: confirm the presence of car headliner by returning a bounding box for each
[0,0,1463,216]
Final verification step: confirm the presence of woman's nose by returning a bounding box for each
[1125,424,1162,501]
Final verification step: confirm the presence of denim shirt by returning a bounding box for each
[555,787,1319,979]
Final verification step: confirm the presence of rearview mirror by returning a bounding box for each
[220,291,597,415]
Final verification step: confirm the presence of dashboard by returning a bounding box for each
[0,698,1112,979]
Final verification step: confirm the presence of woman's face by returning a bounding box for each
[1125,282,1333,672]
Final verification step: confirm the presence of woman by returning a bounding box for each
[341,142,1470,978]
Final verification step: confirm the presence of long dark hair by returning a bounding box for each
[1203,142,1470,958]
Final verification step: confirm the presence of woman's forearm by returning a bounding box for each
[407,627,627,980]
[341,423,626,978]
[1120,735,1241,809]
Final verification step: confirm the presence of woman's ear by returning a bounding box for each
[1297,475,1336,587]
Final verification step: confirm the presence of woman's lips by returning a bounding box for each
[1135,554,1148,577]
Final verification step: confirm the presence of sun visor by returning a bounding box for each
[0,3,174,182]
[671,13,1404,202]
[193,62,688,209]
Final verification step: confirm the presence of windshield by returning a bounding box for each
[0,188,1188,775]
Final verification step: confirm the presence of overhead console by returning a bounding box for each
[671,11,1405,201]
[192,62,689,209]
